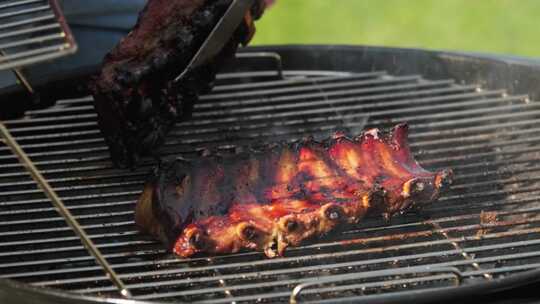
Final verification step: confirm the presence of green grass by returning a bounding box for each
[251,0,540,57]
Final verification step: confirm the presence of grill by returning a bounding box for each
[0,0,77,70]
[2,46,540,303]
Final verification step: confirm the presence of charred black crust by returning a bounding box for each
[149,159,194,247]
[240,225,258,241]
[91,0,263,168]
[188,230,208,250]
[324,205,345,221]
[285,219,299,232]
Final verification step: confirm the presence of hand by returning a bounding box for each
[253,0,275,18]
[242,0,274,44]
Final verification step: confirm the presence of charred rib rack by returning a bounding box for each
[90,0,265,168]
[135,123,453,258]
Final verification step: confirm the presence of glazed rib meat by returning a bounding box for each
[135,123,453,258]
[90,0,266,168]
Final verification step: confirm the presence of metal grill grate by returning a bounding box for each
[2,67,540,303]
[0,0,76,70]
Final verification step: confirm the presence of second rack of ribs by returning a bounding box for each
[135,123,453,258]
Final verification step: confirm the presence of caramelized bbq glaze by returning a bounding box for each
[135,123,453,258]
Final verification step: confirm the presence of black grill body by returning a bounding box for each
[2,45,540,304]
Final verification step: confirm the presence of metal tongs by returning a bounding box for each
[174,0,255,82]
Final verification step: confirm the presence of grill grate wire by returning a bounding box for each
[0,0,77,71]
[1,67,540,303]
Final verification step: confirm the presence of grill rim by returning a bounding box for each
[4,43,540,120]
[2,266,540,304]
[3,44,540,303]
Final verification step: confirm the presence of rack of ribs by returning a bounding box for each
[135,123,453,258]
[90,0,266,168]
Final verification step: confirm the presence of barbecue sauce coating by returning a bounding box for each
[90,0,266,168]
[135,123,454,258]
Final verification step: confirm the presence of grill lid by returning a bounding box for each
[2,46,540,303]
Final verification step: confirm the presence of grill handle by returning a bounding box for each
[290,266,463,304]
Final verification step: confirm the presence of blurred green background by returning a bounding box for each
[251,0,539,57]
